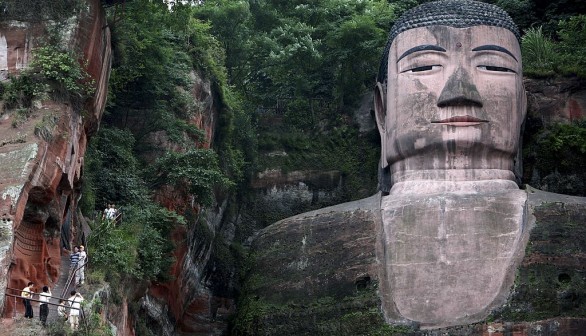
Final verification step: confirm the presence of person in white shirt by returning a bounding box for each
[76,245,88,285]
[103,203,117,221]
[68,290,84,330]
[39,286,51,326]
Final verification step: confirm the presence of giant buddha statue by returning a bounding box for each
[238,1,586,335]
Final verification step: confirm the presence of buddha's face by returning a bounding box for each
[375,25,526,175]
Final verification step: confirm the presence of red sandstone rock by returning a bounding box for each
[0,0,111,317]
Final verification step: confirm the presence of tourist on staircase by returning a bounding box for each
[69,245,80,288]
[58,299,69,322]
[39,285,51,326]
[102,203,117,223]
[21,281,34,319]
[70,246,80,270]
[68,290,84,331]
[76,245,88,286]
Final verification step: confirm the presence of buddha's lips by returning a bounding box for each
[431,115,489,126]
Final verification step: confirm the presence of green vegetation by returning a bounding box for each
[521,26,558,77]
[57,0,586,334]
[83,127,177,283]
[2,42,93,130]
[32,45,95,99]
[524,120,586,195]
[76,0,252,332]
[0,0,86,22]
[191,0,391,207]
[147,149,233,206]
[489,202,586,322]
[522,16,586,77]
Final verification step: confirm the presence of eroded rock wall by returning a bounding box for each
[0,0,111,315]
[525,78,586,123]
[523,78,586,195]
[130,69,235,335]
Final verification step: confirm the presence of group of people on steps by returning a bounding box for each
[18,204,110,328]
[21,282,85,330]
[70,245,88,286]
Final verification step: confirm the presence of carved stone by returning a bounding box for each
[240,1,586,334]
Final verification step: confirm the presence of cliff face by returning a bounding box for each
[0,0,111,316]
[130,70,233,335]
[525,78,586,123]
[1,4,585,334]
[523,78,586,195]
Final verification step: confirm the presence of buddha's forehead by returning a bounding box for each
[391,25,521,59]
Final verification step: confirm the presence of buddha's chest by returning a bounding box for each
[380,190,528,327]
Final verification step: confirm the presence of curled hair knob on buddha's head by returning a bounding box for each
[377,0,520,84]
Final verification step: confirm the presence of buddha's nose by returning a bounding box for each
[437,67,483,108]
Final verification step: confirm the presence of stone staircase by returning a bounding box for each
[44,255,75,324]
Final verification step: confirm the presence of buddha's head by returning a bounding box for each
[374,0,526,190]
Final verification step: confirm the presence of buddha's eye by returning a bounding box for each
[478,65,516,73]
[405,65,441,73]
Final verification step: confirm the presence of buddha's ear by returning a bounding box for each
[374,82,388,168]
[521,83,528,118]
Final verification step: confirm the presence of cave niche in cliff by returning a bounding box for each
[22,201,49,225]
[27,186,53,205]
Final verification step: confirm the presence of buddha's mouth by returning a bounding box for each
[431,115,489,126]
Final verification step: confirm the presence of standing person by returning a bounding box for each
[21,281,34,318]
[57,299,68,322]
[39,286,51,326]
[103,203,116,221]
[70,246,80,269]
[69,246,80,288]
[68,290,84,331]
[76,245,87,286]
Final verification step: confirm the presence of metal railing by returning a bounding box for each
[61,259,90,298]
[5,287,89,333]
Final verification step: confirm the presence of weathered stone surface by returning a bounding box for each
[525,78,586,123]
[378,24,525,180]
[237,195,386,335]
[380,181,528,328]
[124,68,238,334]
[240,188,586,335]
[0,0,111,317]
[245,168,344,229]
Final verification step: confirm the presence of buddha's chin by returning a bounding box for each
[388,148,516,175]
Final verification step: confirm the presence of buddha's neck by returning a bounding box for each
[389,169,519,195]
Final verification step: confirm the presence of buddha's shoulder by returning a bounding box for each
[288,193,381,220]
[254,193,381,241]
[525,185,586,206]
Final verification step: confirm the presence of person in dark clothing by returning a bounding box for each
[70,246,80,268]
[39,286,51,326]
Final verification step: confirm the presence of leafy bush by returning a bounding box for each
[87,220,138,276]
[2,44,92,119]
[522,15,586,78]
[147,149,233,206]
[557,15,586,77]
[0,0,85,22]
[522,26,558,77]
[30,45,95,99]
[2,72,47,109]
[525,120,586,196]
[533,121,586,175]
[88,204,183,282]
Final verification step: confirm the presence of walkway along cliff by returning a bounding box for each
[0,0,111,320]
